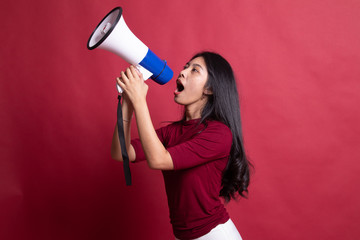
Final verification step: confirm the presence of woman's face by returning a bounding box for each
[174,57,210,111]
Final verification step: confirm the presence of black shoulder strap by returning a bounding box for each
[117,95,132,186]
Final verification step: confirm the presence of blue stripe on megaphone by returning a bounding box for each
[139,49,173,85]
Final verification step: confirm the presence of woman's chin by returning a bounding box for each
[174,96,184,105]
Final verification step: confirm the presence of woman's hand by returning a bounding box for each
[116,65,149,108]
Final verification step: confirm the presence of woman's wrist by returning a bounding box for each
[132,97,147,111]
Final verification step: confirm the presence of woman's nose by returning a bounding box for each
[178,70,186,79]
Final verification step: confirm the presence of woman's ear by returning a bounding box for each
[203,88,213,95]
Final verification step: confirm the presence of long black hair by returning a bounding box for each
[189,51,253,202]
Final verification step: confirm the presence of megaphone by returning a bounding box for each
[87,7,173,93]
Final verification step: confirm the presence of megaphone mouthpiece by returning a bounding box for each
[101,23,112,35]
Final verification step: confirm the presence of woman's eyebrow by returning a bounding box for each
[191,63,204,70]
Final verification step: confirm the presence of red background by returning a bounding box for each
[1,0,360,239]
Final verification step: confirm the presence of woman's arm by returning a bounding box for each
[116,66,174,170]
[110,89,136,162]
[133,98,174,170]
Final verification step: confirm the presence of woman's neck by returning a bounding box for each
[184,105,203,121]
[183,96,208,121]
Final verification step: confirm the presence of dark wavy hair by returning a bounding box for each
[189,51,253,202]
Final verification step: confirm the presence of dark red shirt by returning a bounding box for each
[131,119,232,239]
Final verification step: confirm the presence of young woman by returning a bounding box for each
[111,52,252,240]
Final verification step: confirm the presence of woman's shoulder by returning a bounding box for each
[158,119,232,137]
[206,120,231,131]
[202,120,233,139]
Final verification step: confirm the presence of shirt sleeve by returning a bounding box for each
[168,123,232,170]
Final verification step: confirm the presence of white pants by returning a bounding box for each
[175,219,242,240]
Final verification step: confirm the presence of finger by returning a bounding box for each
[134,67,143,80]
[116,77,126,89]
[129,65,144,81]
[125,67,134,80]
[133,65,140,74]
[118,73,128,90]
[129,65,138,75]
[120,71,129,84]
[116,76,122,85]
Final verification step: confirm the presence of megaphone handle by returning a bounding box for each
[117,83,123,94]
[117,95,132,186]
[116,65,152,93]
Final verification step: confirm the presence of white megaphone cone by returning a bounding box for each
[87,7,173,93]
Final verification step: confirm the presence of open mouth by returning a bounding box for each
[176,80,184,92]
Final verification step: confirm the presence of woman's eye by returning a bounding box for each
[192,68,199,73]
